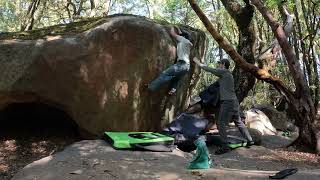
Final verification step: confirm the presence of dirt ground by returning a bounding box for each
[1,131,320,180]
[209,145,320,171]
[9,140,320,180]
[1,121,319,180]
[0,102,82,180]
[0,128,80,180]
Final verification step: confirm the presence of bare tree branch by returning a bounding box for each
[186,0,295,102]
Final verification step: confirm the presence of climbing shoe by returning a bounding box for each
[246,141,254,147]
[227,141,254,149]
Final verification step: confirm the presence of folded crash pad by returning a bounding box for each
[162,113,209,152]
[104,132,174,151]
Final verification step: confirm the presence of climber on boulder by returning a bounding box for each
[146,26,193,95]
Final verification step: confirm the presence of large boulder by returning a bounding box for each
[245,109,277,135]
[260,133,299,149]
[0,14,207,137]
[254,104,297,132]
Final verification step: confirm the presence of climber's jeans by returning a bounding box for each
[217,100,253,147]
[148,61,190,92]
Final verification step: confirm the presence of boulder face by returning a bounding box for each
[245,109,277,135]
[0,15,207,137]
[254,104,297,132]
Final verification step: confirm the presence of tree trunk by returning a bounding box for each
[144,0,152,19]
[220,0,256,103]
[187,0,320,153]
[89,0,99,17]
[250,0,320,153]
[293,1,312,88]
[312,46,320,108]
[66,0,76,20]
[75,0,85,16]
[20,0,41,31]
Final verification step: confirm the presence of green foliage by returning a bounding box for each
[264,0,295,15]
[193,63,219,95]
[266,0,295,8]
[241,81,280,110]
[0,0,318,108]
[0,1,19,31]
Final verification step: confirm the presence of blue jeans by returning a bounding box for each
[148,61,190,92]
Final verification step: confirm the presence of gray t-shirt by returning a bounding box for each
[201,66,237,101]
[175,35,193,64]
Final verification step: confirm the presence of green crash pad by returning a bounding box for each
[206,133,249,149]
[104,132,174,150]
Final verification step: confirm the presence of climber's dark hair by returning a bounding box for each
[218,59,230,69]
[180,30,192,42]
